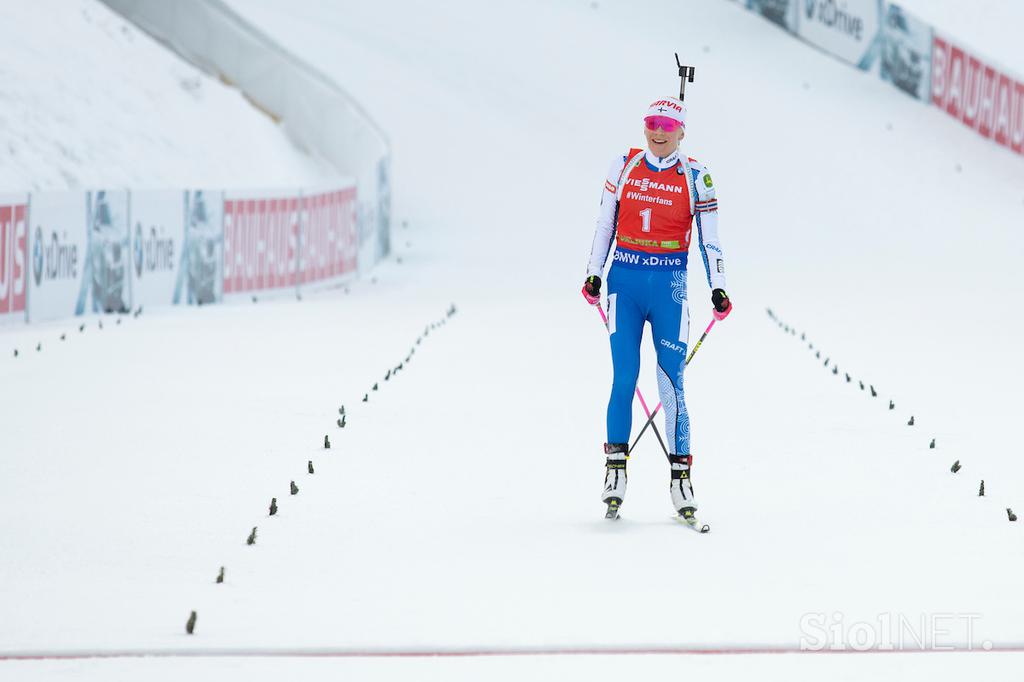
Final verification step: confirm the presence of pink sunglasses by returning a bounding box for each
[644,115,683,132]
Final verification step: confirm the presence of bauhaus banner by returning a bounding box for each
[932,34,1024,156]
[0,194,28,323]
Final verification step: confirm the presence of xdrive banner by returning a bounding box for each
[29,191,130,323]
[797,0,882,69]
[0,194,29,323]
[130,189,223,308]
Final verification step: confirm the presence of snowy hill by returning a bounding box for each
[0,0,331,190]
[2,0,1024,680]
[897,0,1024,68]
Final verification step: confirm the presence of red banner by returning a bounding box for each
[932,35,1024,156]
[221,186,356,296]
[223,195,300,295]
[299,187,358,285]
[0,201,28,319]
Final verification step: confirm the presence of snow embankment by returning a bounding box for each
[0,0,333,191]
[896,0,1024,71]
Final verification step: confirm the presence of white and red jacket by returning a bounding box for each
[587,148,726,290]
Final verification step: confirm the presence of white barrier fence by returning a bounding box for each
[99,0,392,263]
[6,183,358,324]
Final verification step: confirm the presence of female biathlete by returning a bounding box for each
[582,96,732,523]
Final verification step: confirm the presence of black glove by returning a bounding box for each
[582,275,602,304]
[711,288,732,320]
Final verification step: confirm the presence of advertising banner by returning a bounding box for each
[11,181,360,324]
[131,190,222,308]
[130,190,183,308]
[880,3,932,101]
[223,191,300,297]
[300,186,358,287]
[745,0,799,33]
[796,0,882,69]
[932,35,1024,156]
[180,190,224,305]
[0,194,29,323]
[376,157,391,258]
[28,190,130,322]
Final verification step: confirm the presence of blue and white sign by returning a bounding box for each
[797,0,883,69]
[177,190,223,306]
[746,0,799,33]
[28,190,131,322]
[130,190,184,308]
[879,3,932,101]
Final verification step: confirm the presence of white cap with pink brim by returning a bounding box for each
[645,97,687,127]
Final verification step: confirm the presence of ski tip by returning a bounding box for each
[673,513,710,533]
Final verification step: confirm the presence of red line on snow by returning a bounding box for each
[2,644,1023,661]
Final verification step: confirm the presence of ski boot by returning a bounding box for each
[670,454,709,532]
[602,443,628,519]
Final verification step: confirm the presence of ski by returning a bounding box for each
[675,508,710,533]
[605,499,621,520]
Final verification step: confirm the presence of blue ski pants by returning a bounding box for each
[605,249,690,455]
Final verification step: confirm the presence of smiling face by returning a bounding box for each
[644,123,685,157]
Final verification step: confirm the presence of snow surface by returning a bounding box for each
[0,0,333,190]
[3,0,1024,679]
[896,0,1024,71]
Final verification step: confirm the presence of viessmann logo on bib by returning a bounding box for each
[624,177,684,194]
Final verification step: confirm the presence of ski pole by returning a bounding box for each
[685,318,716,366]
[634,382,670,457]
[628,317,717,454]
[591,300,670,456]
